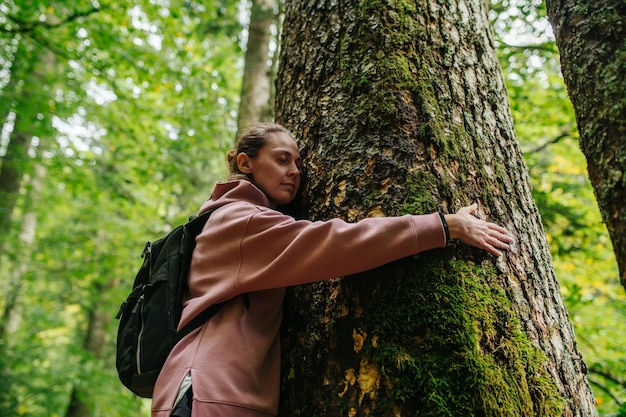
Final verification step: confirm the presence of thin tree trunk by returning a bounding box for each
[236,0,278,137]
[0,39,54,259]
[0,164,41,341]
[545,0,626,290]
[66,283,112,417]
[276,0,596,416]
[0,126,33,254]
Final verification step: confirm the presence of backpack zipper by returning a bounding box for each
[136,292,145,374]
[135,242,153,375]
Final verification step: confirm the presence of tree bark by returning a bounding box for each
[236,0,278,137]
[276,0,596,416]
[545,0,626,290]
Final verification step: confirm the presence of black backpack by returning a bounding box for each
[115,209,223,398]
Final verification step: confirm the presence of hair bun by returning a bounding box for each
[226,149,237,165]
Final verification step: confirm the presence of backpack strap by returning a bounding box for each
[179,207,250,336]
[180,302,226,335]
[180,293,250,336]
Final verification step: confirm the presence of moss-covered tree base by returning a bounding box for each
[281,256,564,416]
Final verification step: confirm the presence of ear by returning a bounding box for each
[236,152,253,174]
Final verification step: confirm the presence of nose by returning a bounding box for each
[288,163,300,177]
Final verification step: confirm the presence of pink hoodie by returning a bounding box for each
[151,180,445,417]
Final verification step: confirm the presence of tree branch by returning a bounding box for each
[523,124,576,154]
[587,376,624,407]
[4,5,142,105]
[497,40,559,55]
[589,365,626,389]
[1,6,107,34]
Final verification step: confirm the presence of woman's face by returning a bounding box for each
[237,132,302,208]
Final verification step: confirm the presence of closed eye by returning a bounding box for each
[274,150,302,169]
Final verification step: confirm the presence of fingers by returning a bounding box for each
[477,238,505,257]
[487,223,514,243]
[483,225,513,257]
[456,203,478,216]
[485,246,503,257]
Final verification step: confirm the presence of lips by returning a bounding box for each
[281,183,296,193]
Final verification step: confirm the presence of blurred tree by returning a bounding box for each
[0,4,68,358]
[66,281,112,417]
[276,0,595,415]
[236,0,279,136]
[545,0,626,290]
[0,23,65,260]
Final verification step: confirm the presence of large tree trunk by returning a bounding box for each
[275,1,596,416]
[545,0,626,290]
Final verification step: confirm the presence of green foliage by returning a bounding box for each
[1,0,242,415]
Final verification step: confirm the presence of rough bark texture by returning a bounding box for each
[275,0,596,416]
[545,0,626,290]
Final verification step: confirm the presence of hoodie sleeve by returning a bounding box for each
[182,202,445,326]
[235,208,445,292]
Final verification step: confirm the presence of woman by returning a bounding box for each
[151,123,513,417]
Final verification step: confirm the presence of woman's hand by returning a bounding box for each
[444,203,514,256]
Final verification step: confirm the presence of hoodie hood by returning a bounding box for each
[198,180,271,214]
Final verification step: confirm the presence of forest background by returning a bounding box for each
[0,1,624,416]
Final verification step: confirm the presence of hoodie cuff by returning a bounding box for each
[410,213,447,252]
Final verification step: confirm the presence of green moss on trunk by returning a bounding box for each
[332,258,565,416]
